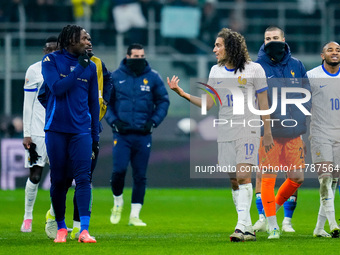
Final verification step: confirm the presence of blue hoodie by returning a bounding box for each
[105,58,169,132]
[256,43,311,138]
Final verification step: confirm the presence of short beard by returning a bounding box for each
[325,60,340,67]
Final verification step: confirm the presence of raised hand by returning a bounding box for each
[167,75,185,97]
[78,53,90,68]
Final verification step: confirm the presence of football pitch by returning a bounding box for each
[1,188,340,254]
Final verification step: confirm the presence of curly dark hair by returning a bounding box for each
[217,28,251,73]
[57,24,83,50]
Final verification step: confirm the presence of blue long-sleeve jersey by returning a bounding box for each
[41,49,100,142]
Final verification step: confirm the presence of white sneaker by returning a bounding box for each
[268,228,280,239]
[243,231,256,241]
[230,229,244,242]
[313,228,331,238]
[45,210,57,239]
[253,218,267,232]
[21,219,32,232]
[110,205,123,224]
[282,222,295,233]
[128,217,147,226]
[70,227,80,240]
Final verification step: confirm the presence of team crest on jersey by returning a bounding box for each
[316,151,321,157]
[70,66,75,72]
[140,78,150,92]
[25,78,29,85]
[289,70,299,84]
[43,56,50,62]
[113,139,117,146]
[238,75,247,88]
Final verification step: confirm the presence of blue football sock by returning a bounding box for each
[80,216,90,232]
[283,195,297,218]
[57,220,67,230]
[255,193,264,216]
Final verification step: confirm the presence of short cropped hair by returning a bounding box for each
[127,43,144,56]
[265,26,285,38]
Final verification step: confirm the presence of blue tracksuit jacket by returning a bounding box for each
[41,49,99,142]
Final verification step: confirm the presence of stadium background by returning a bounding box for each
[0,0,339,189]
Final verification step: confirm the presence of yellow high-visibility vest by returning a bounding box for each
[91,56,107,121]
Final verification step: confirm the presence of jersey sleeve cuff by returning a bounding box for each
[256,87,268,93]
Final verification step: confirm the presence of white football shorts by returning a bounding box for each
[218,137,260,170]
[24,136,49,168]
[311,136,340,166]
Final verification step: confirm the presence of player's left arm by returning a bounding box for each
[253,64,274,152]
[151,72,170,127]
[23,66,38,149]
[101,60,113,104]
[88,64,100,142]
[42,54,87,96]
[257,90,274,152]
[300,63,312,112]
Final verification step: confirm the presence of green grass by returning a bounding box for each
[1,188,339,254]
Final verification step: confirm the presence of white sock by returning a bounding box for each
[267,215,279,231]
[232,189,239,211]
[283,217,292,225]
[113,194,124,208]
[235,183,252,233]
[73,220,80,230]
[275,203,282,212]
[246,183,253,231]
[315,202,327,230]
[259,214,266,221]
[24,178,39,220]
[319,176,337,230]
[332,178,338,195]
[130,203,142,218]
[49,204,55,217]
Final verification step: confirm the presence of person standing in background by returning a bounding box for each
[253,26,311,239]
[20,36,58,233]
[106,43,169,227]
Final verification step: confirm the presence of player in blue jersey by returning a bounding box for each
[41,24,99,243]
